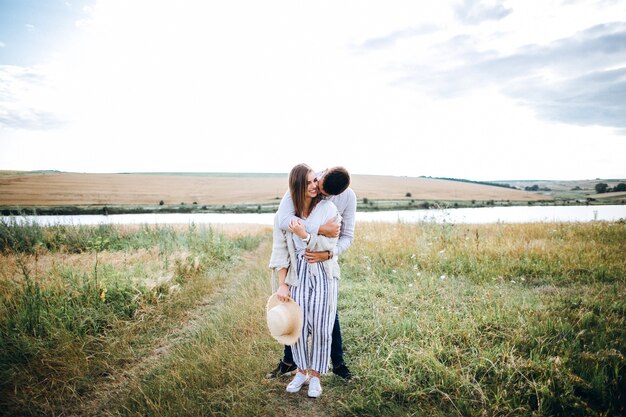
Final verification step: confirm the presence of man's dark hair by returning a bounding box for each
[324,166,350,195]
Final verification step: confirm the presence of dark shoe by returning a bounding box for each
[332,364,353,380]
[265,361,297,379]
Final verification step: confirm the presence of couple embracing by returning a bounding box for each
[267,163,356,398]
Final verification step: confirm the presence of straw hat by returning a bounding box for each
[266,293,303,345]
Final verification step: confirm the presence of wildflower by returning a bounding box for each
[440,275,446,280]
[193,257,200,271]
[100,287,107,302]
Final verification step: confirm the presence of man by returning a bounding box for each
[266,166,357,381]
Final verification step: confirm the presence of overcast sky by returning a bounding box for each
[0,0,625,181]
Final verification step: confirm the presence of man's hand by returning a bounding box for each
[305,249,332,263]
[319,216,341,238]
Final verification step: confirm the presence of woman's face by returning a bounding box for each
[305,170,318,199]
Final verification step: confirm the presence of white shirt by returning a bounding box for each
[292,199,338,252]
[277,184,356,258]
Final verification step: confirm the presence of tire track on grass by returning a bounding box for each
[75,239,271,417]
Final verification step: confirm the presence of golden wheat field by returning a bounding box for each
[0,171,551,206]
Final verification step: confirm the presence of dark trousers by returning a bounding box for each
[284,312,345,368]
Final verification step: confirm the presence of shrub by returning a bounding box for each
[595,183,609,193]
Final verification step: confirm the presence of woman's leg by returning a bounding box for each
[309,264,338,375]
[290,254,311,371]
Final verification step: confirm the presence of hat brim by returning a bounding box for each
[266,293,303,345]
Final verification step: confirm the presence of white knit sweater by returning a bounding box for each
[269,200,341,289]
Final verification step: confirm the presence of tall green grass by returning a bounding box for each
[96,221,625,417]
[0,220,262,416]
[1,220,624,416]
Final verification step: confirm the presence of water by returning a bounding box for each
[3,205,625,226]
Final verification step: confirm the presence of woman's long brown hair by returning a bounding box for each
[289,163,320,218]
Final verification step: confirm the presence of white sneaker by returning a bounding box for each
[286,372,308,393]
[307,376,322,398]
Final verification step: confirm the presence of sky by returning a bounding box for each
[0,0,625,181]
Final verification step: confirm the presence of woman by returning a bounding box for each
[274,163,340,398]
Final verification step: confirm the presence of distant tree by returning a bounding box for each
[595,183,609,194]
[363,197,369,204]
[405,192,412,197]
[571,186,581,191]
[159,200,164,205]
[614,183,626,192]
[525,185,540,191]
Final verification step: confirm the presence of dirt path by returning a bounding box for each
[73,241,271,417]
[71,237,345,417]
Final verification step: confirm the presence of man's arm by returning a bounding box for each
[334,189,356,257]
[276,190,299,232]
[277,190,319,234]
[306,202,339,253]
[305,189,356,263]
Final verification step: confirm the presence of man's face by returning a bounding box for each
[315,169,328,196]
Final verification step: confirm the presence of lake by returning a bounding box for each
[3,205,625,226]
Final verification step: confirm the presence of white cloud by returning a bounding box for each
[0,0,625,180]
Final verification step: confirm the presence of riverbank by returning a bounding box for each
[1,197,624,216]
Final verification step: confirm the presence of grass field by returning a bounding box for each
[0,171,554,208]
[0,219,624,416]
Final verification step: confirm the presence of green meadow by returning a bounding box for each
[0,220,624,416]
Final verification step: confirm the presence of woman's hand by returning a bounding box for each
[288,218,307,240]
[277,283,290,302]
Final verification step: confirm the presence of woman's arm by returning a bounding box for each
[276,268,290,302]
[269,213,290,270]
